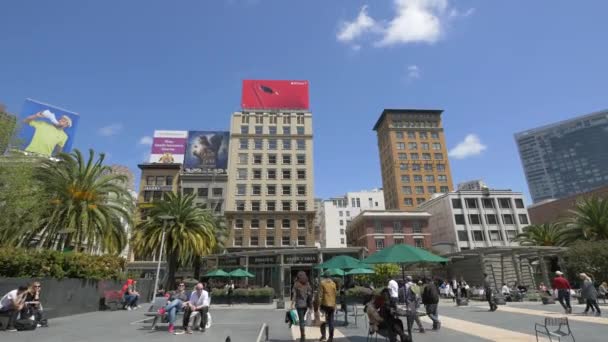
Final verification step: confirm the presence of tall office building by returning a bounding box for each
[225,110,315,250]
[373,109,454,210]
[515,109,608,203]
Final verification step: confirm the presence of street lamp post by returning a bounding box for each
[153,215,174,299]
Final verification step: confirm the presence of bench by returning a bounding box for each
[103,290,125,311]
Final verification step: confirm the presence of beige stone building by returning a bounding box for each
[225,110,315,250]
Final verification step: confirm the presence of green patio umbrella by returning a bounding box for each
[324,268,346,277]
[314,255,371,270]
[363,244,448,264]
[204,269,230,277]
[228,268,255,278]
[345,267,375,275]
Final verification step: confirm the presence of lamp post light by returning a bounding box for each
[153,215,174,299]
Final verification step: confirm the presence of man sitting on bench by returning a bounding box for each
[158,282,189,334]
[175,283,210,335]
[0,286,28,332]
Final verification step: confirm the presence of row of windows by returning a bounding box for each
[402,185,450,195]
[454,213,529,225]
[146,176,173,186]
[457,229,518,242]
[403,198,431,206]
[234,218,307,229]
[240,125,305,135]
[241,113,305,125]
[396,142,442,150]
[397,153,444,161]
[238,153,306,165]
[395,131,440,140]
[182,187,223,197]
[234,200,308,211]
[399,163,446,172]
[375,238,425,250]
[401,174,449,182]
[391,119,440,128]
[236,168,307,180]
[233,235,305,247]
[236,184,307,196]
[239,138,306,150]
[374,221,423,233]
[451,198,525,209]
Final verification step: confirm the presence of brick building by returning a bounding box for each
[528,184,608,225]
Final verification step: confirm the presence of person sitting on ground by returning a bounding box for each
[0,286,29,332]
[501,283,511,301]
[158,282,190,334]
[599,282,608,304]
[365,288,411,342]
[122,279,140,310]
[176,283,210,334]
[20,281,47,328]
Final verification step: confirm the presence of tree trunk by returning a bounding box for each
[165,249,179,291]
[193,256,201,280]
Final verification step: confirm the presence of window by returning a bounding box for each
[346,211,350,216]
[155,176,164,186]
[282,169,291,179]
[297,139,305,150]
[297,185,306,196]
[374,220,383,233]
[239,138,248,149]
[282,219,291,228]
[414,175,423,182]
[432,143,441,150]
[153,191,162,202]
[266,236,275,246]
[489,230,501,241]
[267,201,276,211]
[183,188,194,195]
[486,214,498,225]
[254,126,262,134]
[197,188,208,197]
[499,199,512,208]
[252,185,261,196]
[267,185,276,195]
[297,201,306,211]
[269,115,277,124]
[298,219,306,229]
[268,154,277,165]
[236,169,247,180]
[297,154,306,165]
[506,230,517,240]
[398,153,407,160]
[515,199,525,209]
[165,176,173,186]
[267,219,275,228]
[282,235,290,246]
[297,170,306,180]
[146,176,154,185]
[393,222,403,233]
[143,191,152,202]
[251,219,260,229]
[419,132,427,139]
[454,214,466,225]
[375,239,385,250]
[253,154,262,164]
[469,214,481,225]
[402,186,412,194]
[397,142,405,150]
[298,235,306,246]
[438,175,447,182]
[415,186,424,194]
[457,231,468,241]
[283,115,291,124]
[410,153,419,160]
[236,201,245,211]
[427,186,437,194]
[401,175,410,182]
[255,115,263,124]
[356,198,361,207]
[268,139,277,150]
[400,163,408,171]
[235,219,244,229]
[434,153,443,160]
[412,163,421,171]
[518,214,529,225]
[296,114,305,125]
[408,142,417,150]
[212,188,222,197]
[282,201,291,211]
[282,126,290,135]
[502,214,515,225]
[240,125,249,134]
[440,187,449,193]
[282,154,291,164]
[269,126,277,135]
[425,175,435,182]
[436,164,445,171]
[341,238,345,245]
[214,201,223,213]
[407,132,416,139]
[422,153,431,160]
[267,169,276,180]
[396,132,404,139]
[404,198,413,206]
[452,199,462,208]
[234,236,243,246]
[249,236,258,246]
[421,143,429,150]
[282,139,291,150]
[254,139,263,150]
[238,153,248,165]
[339,220,344,226]
[251,201,260,211]
[473,231,484,241]
[414,239,424,248]
[465,198,478,208]
[394,238,404,245]
[482,198,494,208]
[431,132,439,139]
[282,185,291,195]
[296,126,304,135]
[253,169,262,180]
[424,164,433,171]
[416,198,425,205]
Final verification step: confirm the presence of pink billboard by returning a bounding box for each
[241,80,309,110]
[149,130,187,164]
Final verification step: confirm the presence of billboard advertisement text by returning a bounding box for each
[241,80,309,110]
[18,99,80,156]
[149,130,187,164]
[184,131,229,172]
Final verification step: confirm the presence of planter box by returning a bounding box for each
[211,296,273,305]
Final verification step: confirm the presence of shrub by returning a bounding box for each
[563,240,608,285]
[0,247,126,280]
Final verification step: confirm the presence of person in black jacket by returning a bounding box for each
[421,278,441,330]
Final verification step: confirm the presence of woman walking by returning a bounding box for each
[291,271,313,342]
[580,273,601,316]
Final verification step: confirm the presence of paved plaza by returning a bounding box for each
[2,299,606,341]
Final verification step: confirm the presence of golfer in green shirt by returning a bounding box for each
[23,111,72,156]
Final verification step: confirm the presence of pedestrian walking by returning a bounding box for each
[387,277,399,308]
[318,274,337,342]
[405,277,425,334]
[483,273,497,311]
[422,278,441,330]
[225,280,234,307]
[580,273,601,316]
[552,271,572,314]
[291,271,312,342]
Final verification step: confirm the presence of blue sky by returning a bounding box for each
[2,0,608,204]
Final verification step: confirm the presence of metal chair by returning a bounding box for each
[535,317,575,342]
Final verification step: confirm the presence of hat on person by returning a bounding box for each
[555,271,563,275]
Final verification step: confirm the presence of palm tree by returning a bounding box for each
[512,223,568,246]
[26,149,133,254]
[131,192,220,289]
[565,197,608,241]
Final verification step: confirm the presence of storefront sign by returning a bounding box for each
[249,255,277,265]
[143,185,173,191]
[218,257,242,267]
[182,168,227,174]
[284,254,318,265]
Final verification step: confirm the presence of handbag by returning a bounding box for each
[305,310,312,326]
[288,309,299,325]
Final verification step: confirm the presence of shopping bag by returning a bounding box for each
[288,309,299,325]
[205,312,212,329]
[305,310,312,326]
[552,289,558,299]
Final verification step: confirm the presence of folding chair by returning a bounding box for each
[144,297,169,330]
[366,326,389,342]
[535,317,575,342]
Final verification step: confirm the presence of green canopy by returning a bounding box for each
[363,244,448,264]
[314,255,371,270]
[204,269,230,277]
[228,268,255,278]
[346,267,375,275]
[324,268,346,277]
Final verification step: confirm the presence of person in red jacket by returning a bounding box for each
[552,271,572,314]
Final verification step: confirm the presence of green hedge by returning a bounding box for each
[211,287,275,298]
[0,247,126,280]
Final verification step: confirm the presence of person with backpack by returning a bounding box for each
[291,271,312,342]
[0,286,29,332]
[318,274,337,342]
[405,277,425,334]
[421,278,441,330]
[483,273,497,312]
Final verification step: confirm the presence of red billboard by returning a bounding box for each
[241,80,309,110]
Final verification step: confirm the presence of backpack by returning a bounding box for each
[15,319,37,331]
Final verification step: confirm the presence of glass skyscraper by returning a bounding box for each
[515,110,608,203]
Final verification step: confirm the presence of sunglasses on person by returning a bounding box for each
[178,284,185,287]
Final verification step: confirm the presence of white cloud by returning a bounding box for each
[138,136,153,146]
[336,5,377,42]
[98,124,123,137]
[449,134,487,159]
[407,65,421,79]
[449,7,475,18]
